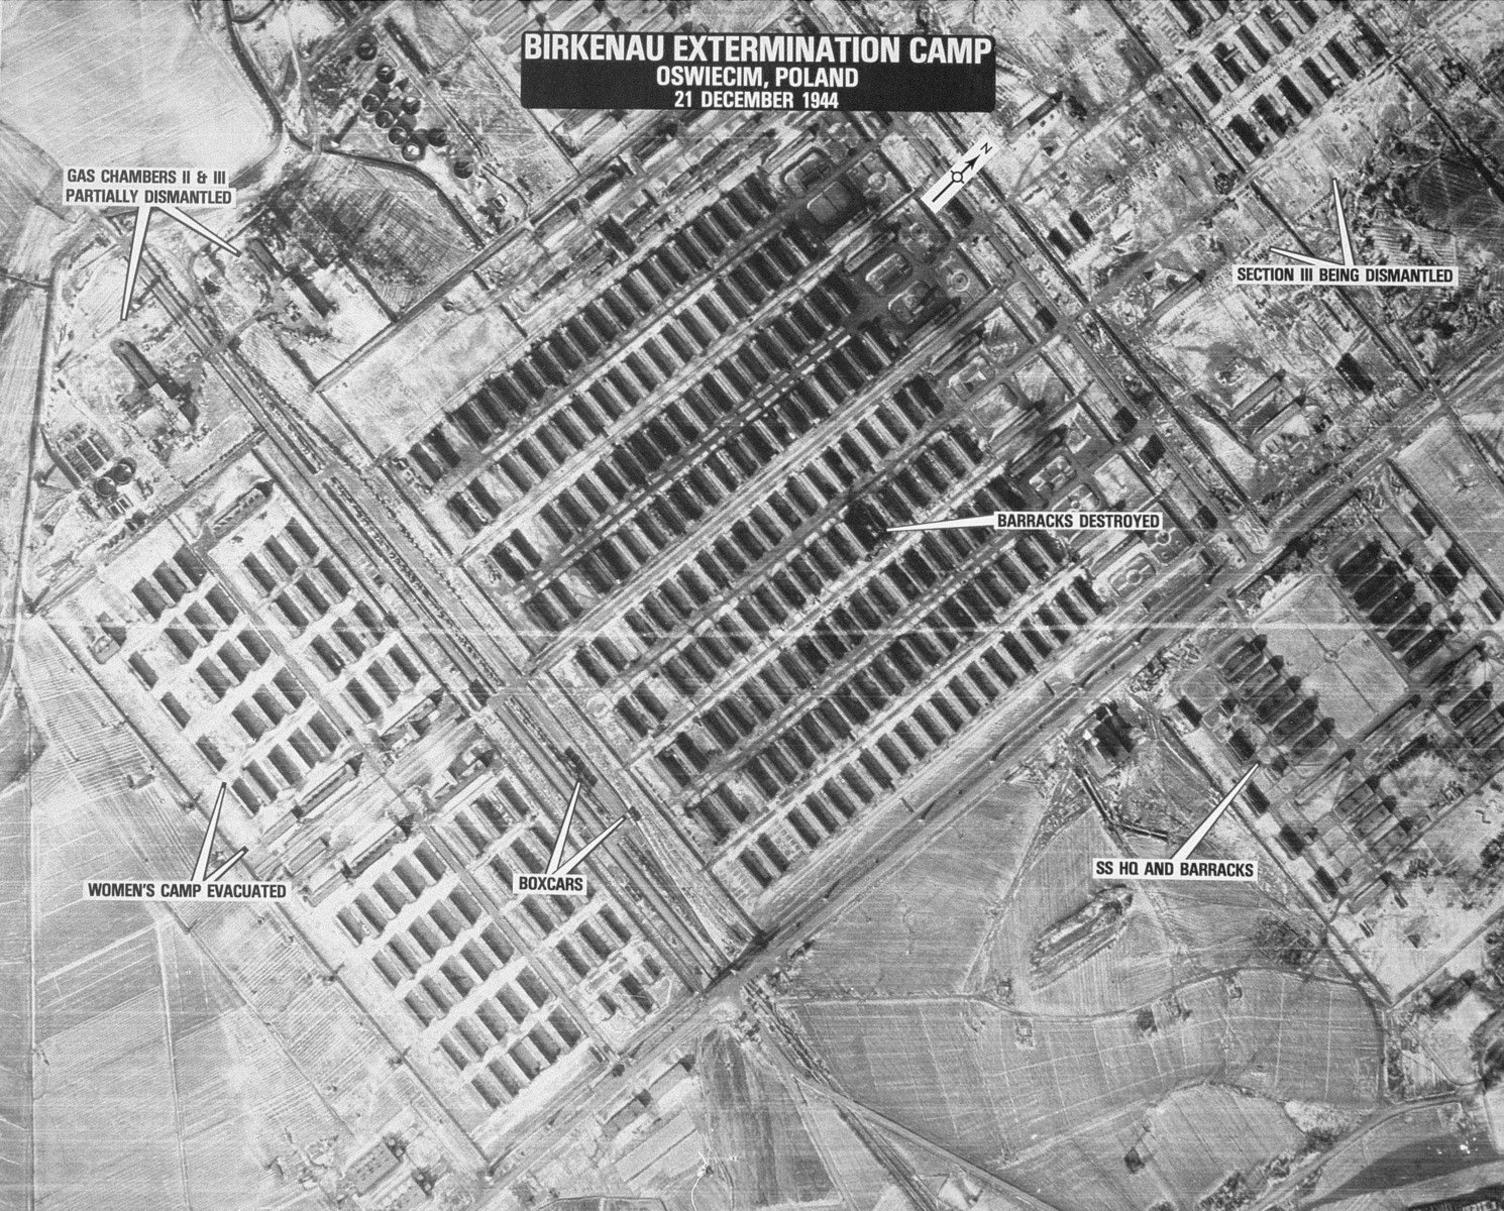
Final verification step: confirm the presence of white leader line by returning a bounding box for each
[1172,766,1259,863]
[546,782,583,876]
[1333,178,1355,268]
[120,205,153,321]
[1271,177,1357,272]
[542,781,627,880]
[551,817,628,878]
[190,785,226,882]
[160,204,241,256]
[190,784,247,884]
[205,846,249,884]
[120,203,241,321]
[887,513,996,533]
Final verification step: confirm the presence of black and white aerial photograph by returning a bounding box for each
[4,0,1504,1208]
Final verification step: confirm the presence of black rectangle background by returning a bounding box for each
[521,40,995,112]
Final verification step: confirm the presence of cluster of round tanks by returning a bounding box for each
[93,458,136,498]
[354,37,469,176]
